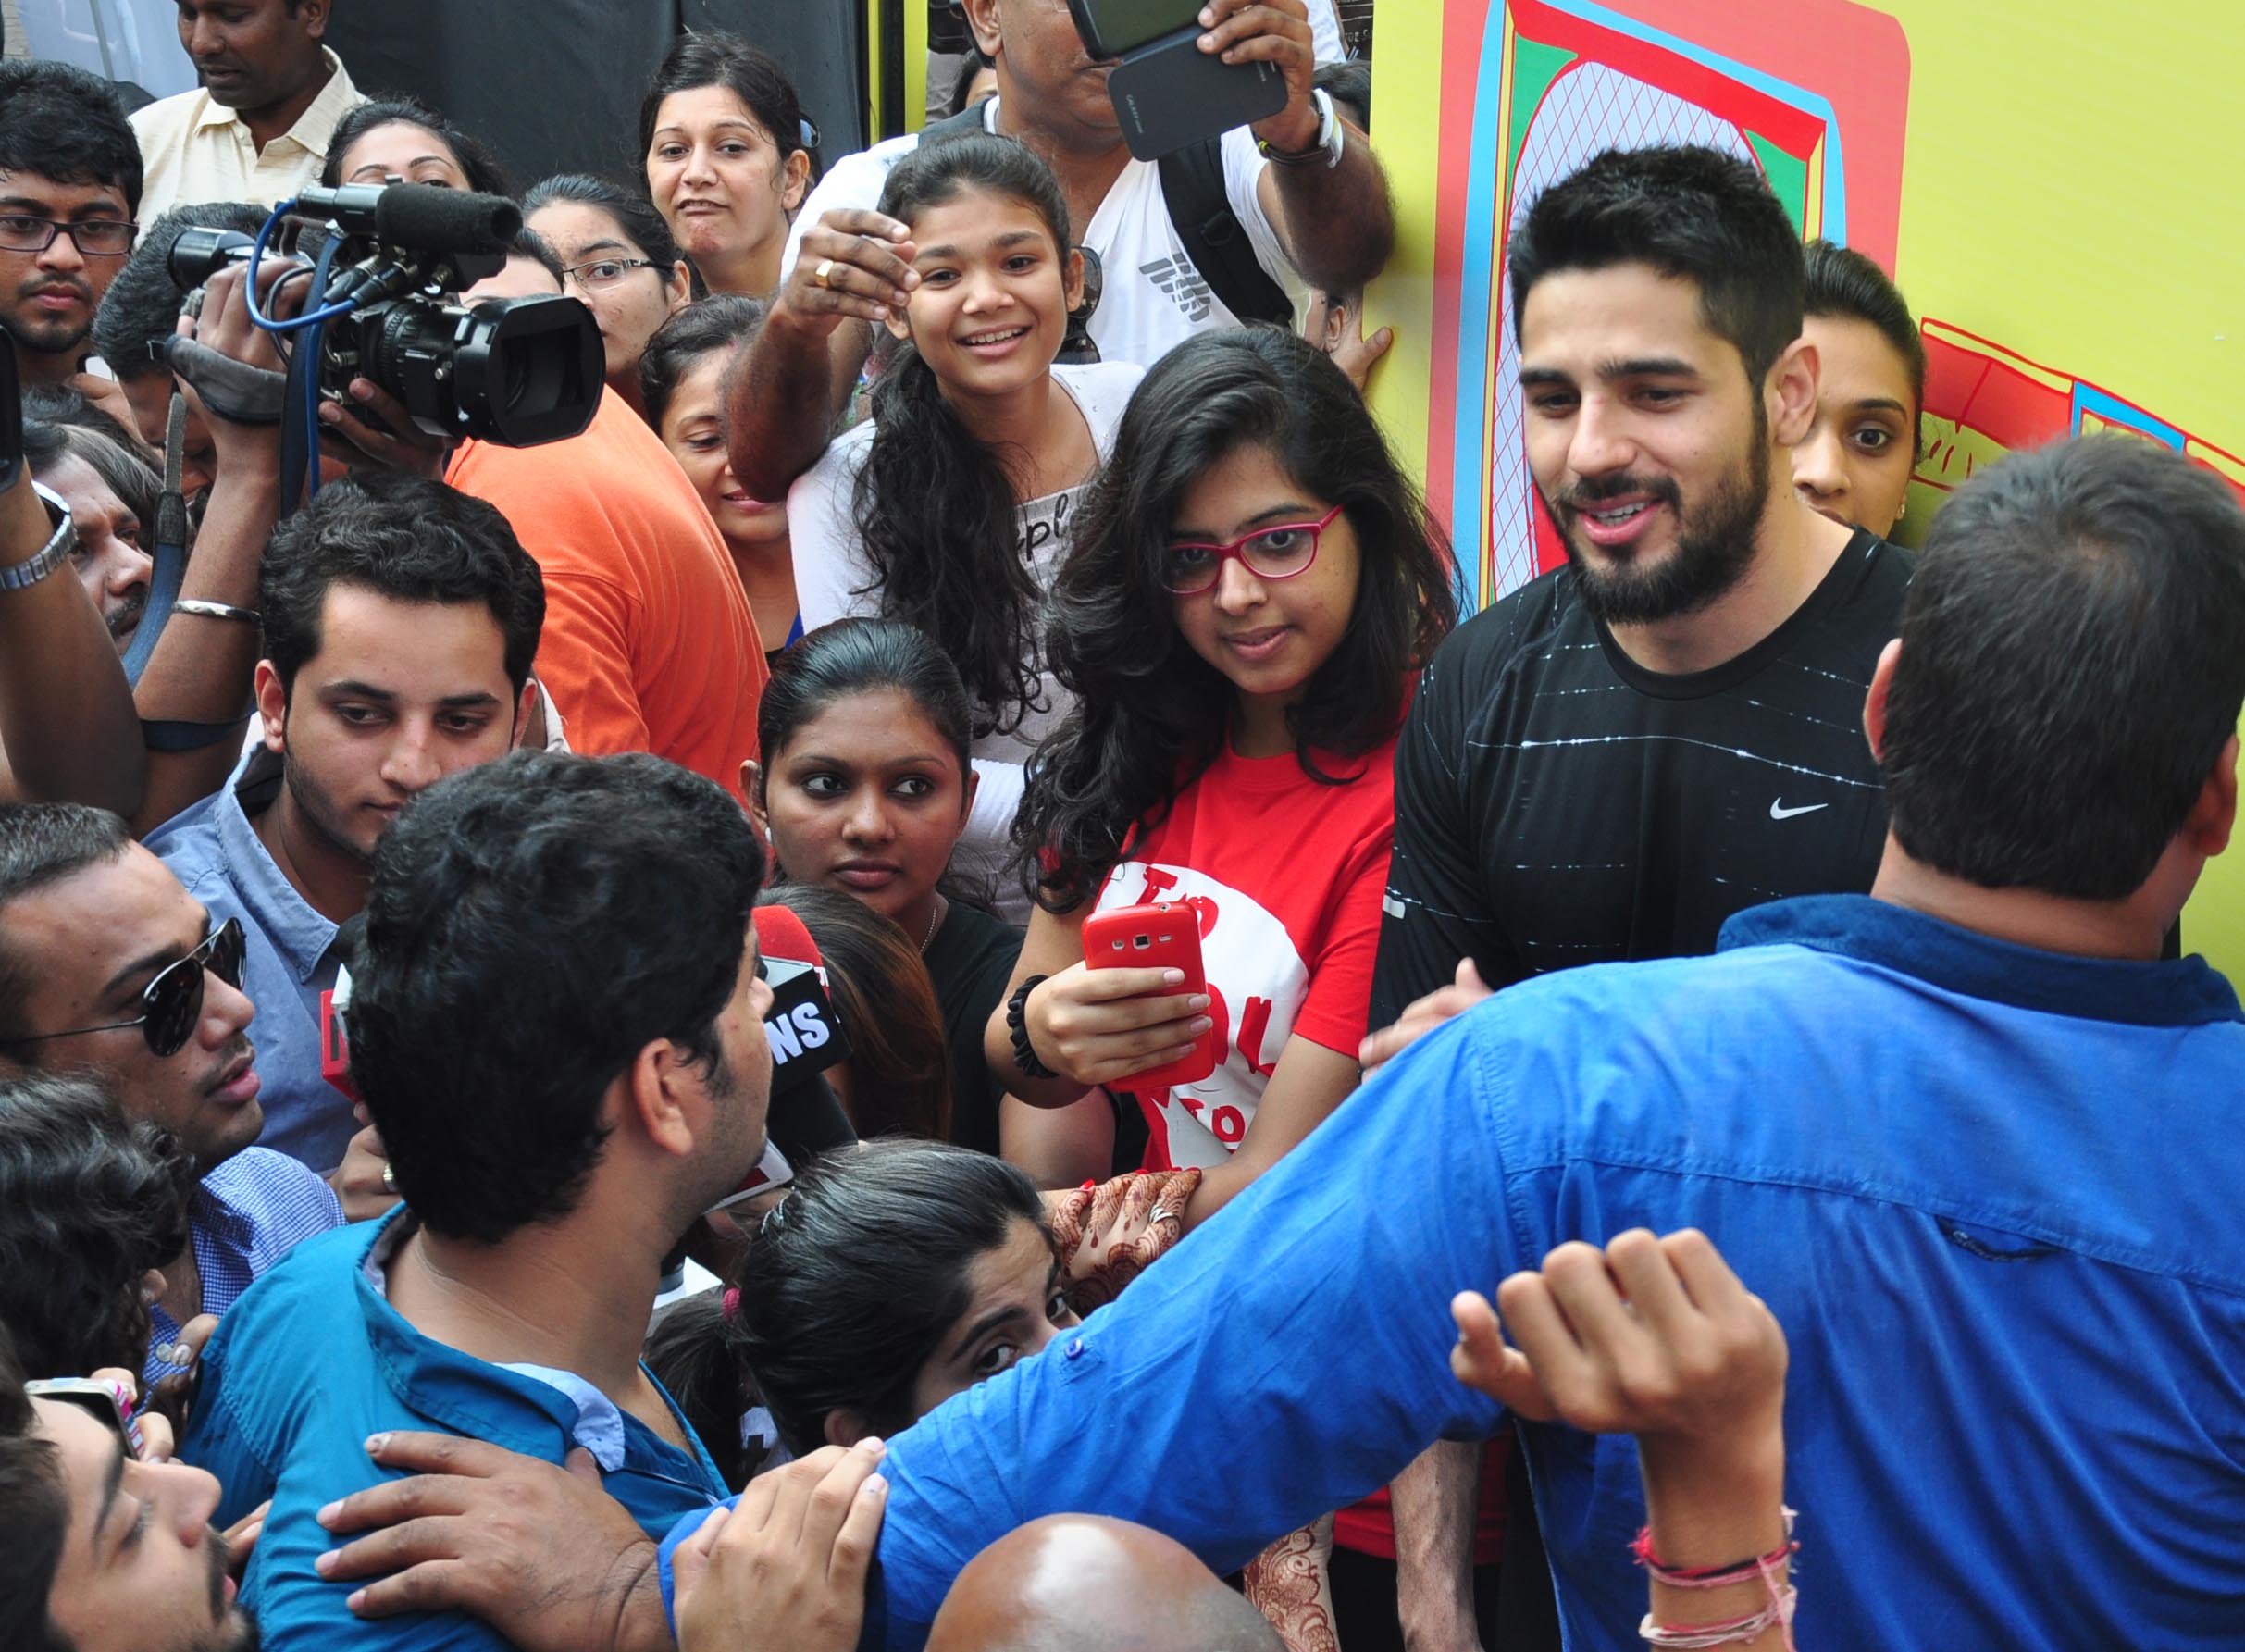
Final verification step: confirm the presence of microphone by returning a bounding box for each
[292,182,521,255]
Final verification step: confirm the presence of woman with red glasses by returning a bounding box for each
[986,326,1457,1229]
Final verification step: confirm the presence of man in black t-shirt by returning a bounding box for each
[1363,145,1912,1652]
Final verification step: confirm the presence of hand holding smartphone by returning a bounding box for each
[1066,0,1287,160]
[1082,901,1220,1087]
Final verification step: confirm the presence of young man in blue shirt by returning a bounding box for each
[180,751,776,1650]
[147,473,546,1193]
[313,432,2245,1652]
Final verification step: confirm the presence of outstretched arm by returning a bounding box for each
[1209,0,1397,296]
[0,440,143,813]
[726,209,917,500]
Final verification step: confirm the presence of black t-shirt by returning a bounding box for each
[1371,530,1915,1019]
[923,900,1023,1156]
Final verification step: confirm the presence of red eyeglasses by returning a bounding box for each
[1160,503,1346,596]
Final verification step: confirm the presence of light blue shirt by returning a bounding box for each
[148,750,353,1171]
[662,893,2245,1651]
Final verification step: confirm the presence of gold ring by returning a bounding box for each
[812,257,837,290]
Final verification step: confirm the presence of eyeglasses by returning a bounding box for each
[564,256,661,292]
[1,917,245,1059]
[0,215,137,256]
[1160,503,1346,596]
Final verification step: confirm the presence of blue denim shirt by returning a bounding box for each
[147,749,353,1172]
[142,1147,342,1390]
[661,893,2245,1651]
[185,1211,728,1650]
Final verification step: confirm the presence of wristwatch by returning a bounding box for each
[1258,88,1345,170]
[0,483,77,592]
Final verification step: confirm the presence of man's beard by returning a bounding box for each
[1542,414,1773,628]
[2,289,94,359]
[107,588,148,652]
[197,1526,259,1652]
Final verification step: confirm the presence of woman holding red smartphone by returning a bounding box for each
[985,327,1455,1230]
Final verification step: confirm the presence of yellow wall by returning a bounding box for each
[1365,0,2245,972]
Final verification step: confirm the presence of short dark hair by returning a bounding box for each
[1508,145,1804,389]
[1882,437,2245,899]
[0,61,143,217]
[260,471,545,697]
[0,1073,195,1376]
[638,33,820,182]
[638,293,767,429]
[727,1139,1048,1452]
[0,805,132,1044]
[22,413,159,533]
[321,97,515,198]
[347,752,765,1243]
[1803,238,1926,443]
[0,1326,71,1652]
[92,202,273,382]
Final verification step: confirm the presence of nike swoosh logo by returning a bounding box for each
[1769,800,1829,821]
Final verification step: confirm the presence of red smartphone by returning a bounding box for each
[1083,901,1218,1089]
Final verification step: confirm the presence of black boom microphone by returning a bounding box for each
[292,182,521,255]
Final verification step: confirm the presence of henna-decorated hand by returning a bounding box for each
[1052,1168,1202,1312]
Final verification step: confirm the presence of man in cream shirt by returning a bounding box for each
[130,0,363,226]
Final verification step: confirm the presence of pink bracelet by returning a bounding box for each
[1638,1587,1796,1649]
[1633,1506,1797,1588]
[1633,1508,1797,1651]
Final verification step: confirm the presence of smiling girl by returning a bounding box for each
[639,34,817,298]
[986,327,1456,1228]
[787,133,1143,920]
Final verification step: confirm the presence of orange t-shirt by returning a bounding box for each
[447,388,766,797]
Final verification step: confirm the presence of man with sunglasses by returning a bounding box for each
[0,801,342,1388]
[0,63,144,391]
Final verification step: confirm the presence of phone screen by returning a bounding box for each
[1075,0,1202,56]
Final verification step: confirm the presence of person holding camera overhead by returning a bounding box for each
[726,0,1391,504]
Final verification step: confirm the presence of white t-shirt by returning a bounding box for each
[781,101,1307,376]
[788,359,1145,918]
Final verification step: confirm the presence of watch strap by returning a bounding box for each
[0,483,77,592]
[1257,88,1343,170]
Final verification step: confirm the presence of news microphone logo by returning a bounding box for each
[763,953,850,1093]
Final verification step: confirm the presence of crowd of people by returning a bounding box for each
[0,4,2241,1651]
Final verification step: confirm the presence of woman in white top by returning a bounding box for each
[788,131,1142,920]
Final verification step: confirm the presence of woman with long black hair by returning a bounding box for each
[986,326,1456,1228]
[786,132,1143,921]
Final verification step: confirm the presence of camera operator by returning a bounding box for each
[726,0,1395,502]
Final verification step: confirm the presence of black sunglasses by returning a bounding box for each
[3,917,245,1059]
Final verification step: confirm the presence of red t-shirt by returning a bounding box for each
[1093,732,1395,1171]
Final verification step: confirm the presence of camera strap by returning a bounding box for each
[118,392,194,688]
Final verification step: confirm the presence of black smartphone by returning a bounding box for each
[1068,0,1290,160]
[0,331,19,494]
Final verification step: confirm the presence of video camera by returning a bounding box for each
[167,181,602,449]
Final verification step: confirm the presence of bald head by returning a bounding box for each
[926,1516,1283,1652]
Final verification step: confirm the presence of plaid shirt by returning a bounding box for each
[144,1148,342,1389]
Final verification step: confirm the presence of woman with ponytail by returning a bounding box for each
[786,132,1142,920]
